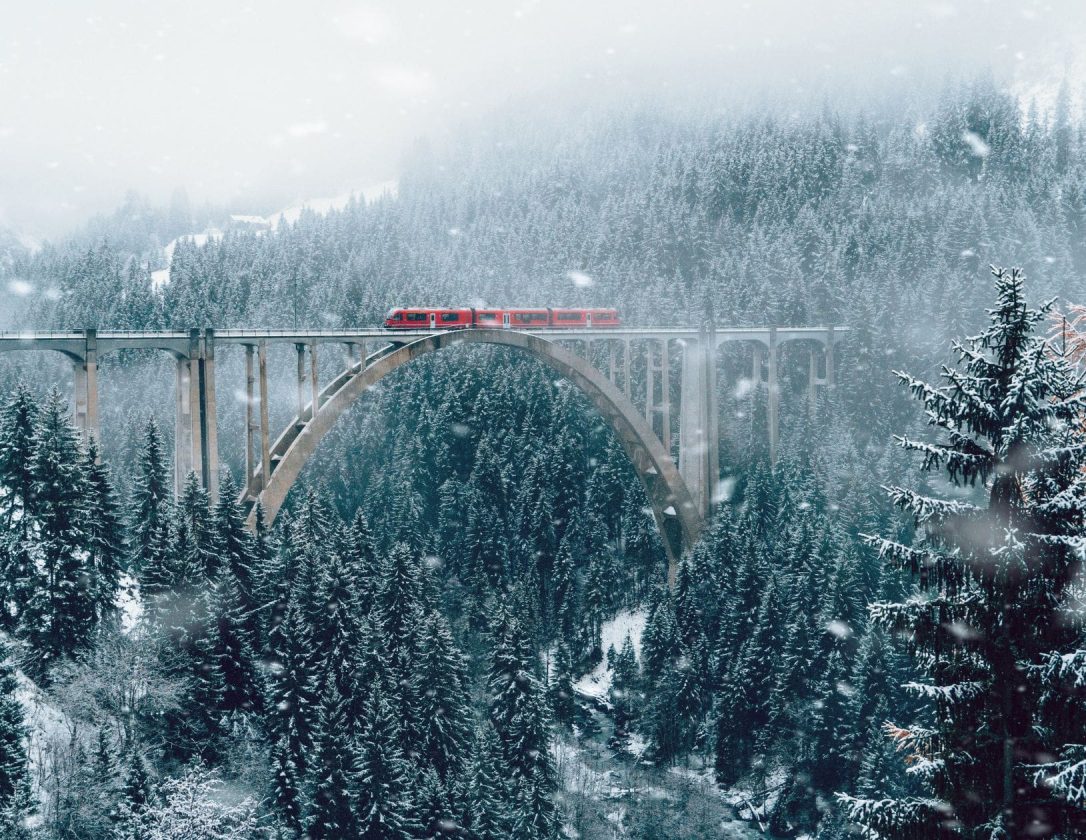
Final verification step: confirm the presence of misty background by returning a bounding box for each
[3,0,1085,241]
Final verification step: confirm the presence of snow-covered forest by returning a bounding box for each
[0,79,1085,839]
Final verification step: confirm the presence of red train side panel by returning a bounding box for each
[384,307,621,330]
[385,308,472,329]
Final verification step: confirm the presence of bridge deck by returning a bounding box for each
[0,325,842,356]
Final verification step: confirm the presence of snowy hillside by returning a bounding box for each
[150,180,398,289]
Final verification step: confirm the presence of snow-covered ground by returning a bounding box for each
[573,608,645,703]
[16,668,70,824]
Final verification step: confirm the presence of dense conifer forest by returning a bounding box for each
[0,82,1084,837]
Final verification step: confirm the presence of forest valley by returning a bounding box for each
[0,82,1085,838]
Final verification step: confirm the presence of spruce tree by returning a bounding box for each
[22,388,93,674]
[0,640,30,830]
[459,725,512,840]
[840,268,1086,837]
[128,417,171,579]
[487,615,558,805]
[353,681,417,840]
[82,439,125,630]
[414,612,472,780]
[307,682,360,840]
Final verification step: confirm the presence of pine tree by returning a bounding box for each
[487,615,558,800]
[0,384,39,532]
[82,439,125,630]
[211,470,257,621]
[128,417,171,579]
[610,633,642,733]
[839,268,1086,837]
[0,385,39,634]
[271,733,305,835]
[353,681,417,840]
[459,725,512,840]
[266,598,317,776]
[0,640,30,830]
[307,682,359,840]
[206,562,263,715]
[414,612,472,780]
[547,642,577,731]
[21,388,93,675]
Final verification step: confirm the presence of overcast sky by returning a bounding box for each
[1,1,1083,239]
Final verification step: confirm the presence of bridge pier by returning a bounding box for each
[72,328,99,446]
[258,341,271,494]
[172,330,219,499]
[679,333,719,519]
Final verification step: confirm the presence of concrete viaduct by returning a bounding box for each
[0,325,838,583]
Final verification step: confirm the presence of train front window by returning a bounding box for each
[388,311,403,321]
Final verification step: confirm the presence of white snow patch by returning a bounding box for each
[573,608,646,701]
[152,228,224,290]
[16,669,72,810]
[265,180,398,228]
[118,574,143,634]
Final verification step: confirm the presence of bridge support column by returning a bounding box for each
[679,335,718,519]
[310,342,319,415]
[172,331,218,498]
[174,363,197,493]
[825,325,835,387]
[660,339,671,457]
[201,330,219,501]
[295,344,306,421]
[645,340,655,430]
[768,327,779,467]
[245,345,257,498]
[258,341,271,493]
[623,340,630,400]
[73,328,99,446]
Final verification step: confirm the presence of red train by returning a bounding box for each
[384,307,621,330]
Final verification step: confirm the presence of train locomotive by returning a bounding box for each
[384,307,620,330]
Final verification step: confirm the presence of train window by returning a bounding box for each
[556,312,581,321]
[478,312,496,320]
[440,312,460,322]
[405,313,426,322]
[389,312,403,321]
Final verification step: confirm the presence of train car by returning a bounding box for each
[385,308,473,330]
[550,308,621,328]
[384,306,622,330]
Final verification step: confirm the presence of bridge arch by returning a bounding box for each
[241,328,704,583]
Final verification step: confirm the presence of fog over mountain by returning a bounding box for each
[2,0,1084,239]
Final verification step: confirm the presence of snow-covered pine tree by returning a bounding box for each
[211,471,257,619]
[457,724,512,840]
[205,562,263,715]
[306,682,360,840]
[0,639,31,831]
[128,417,171,579]
[839,267,1086,837]
[413,612,472,780]
[0,384,39,632]
[353,681,417,840]
[21,388,93,675]
[82,439,125,630]
[487,612,558,831]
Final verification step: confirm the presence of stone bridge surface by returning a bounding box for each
[0,324,839,583]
